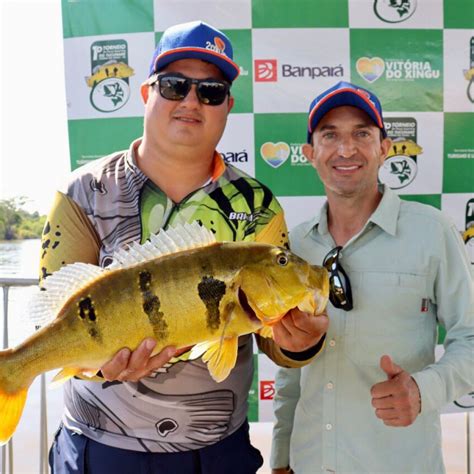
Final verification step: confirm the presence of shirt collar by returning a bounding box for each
[368,184,400,236]
[125,138,226,183]
[305,184,400,238]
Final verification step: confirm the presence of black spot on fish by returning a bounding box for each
[138,271,168,340]
[156,418,178,438]
[43,221,51,235]
[198,276,226,331]
[55,231,61,237]
[78,297,97,322]
[139,271,152,292]
[52,241,60,249]
[88,327,100,339]
[42,239,50,250]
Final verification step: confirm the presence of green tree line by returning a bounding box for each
[0,197,46,240]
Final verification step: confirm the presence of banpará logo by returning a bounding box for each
[228,212,255,222]
[373,0,417,23]
[260,142,309,168]
[281,64,343,79]
[379,138,423,189]
[357,57,440,83]
[254,59,278,82]
[206,36,226,55]
[87,40,134,113]
[221,150,249,163]
[255,59,344,82]
[260,380,275,400]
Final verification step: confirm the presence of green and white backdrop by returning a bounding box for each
[61,0,474,420]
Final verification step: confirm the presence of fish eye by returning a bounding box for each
[277,253,288,266]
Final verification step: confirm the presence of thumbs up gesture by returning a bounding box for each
[370,355,422,427]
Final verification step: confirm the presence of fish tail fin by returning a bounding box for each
[0,350,29,446]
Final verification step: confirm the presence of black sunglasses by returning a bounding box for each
[147,73,230,106]
[323,246,353,311]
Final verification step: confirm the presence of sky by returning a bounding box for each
[1,0,69,215]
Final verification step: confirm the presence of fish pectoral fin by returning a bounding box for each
[188,342,212,361]
[0,387,28,446]
[202,337,239,383]
[50,367,100,387]
[256,326,273,339]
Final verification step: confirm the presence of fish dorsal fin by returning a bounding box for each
[29,263,104,328]
[109,221,216,269]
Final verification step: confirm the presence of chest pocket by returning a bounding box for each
[343,271,435,368]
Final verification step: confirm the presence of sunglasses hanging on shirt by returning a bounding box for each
[323,246,353,311]
[147,73,231,106]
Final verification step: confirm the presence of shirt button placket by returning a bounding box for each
[323,337,337,472]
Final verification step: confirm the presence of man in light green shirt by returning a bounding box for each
[271,81,474,474]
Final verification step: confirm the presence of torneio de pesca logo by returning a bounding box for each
[463,198,474,265]
[373,0,417,23]
[378,118,423,189]
[464,37,474,103]
[87,40,134,113]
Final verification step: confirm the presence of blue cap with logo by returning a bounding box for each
[149,21,240,82]
[307,81,387,143]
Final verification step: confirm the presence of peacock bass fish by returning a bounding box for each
[0,222,329,445]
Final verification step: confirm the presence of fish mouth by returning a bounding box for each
[238,288,260,324]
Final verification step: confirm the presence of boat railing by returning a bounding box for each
[0,277,48,474]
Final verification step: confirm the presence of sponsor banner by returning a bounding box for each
[153,0,251,31]
[348,0,443,29]
[279,196,327,231]
[441,193,474,266]
[61,0,474,419]
[217,113,255,176]
[68,117,143,169]
[252,28,350,113]
[351,29,443,111]
[62,0,154,38]
[225,29,253,113]
[257,354,278,422]
[380,112,443,194]
[248,354,259,422]
[444,0,474,29]
[64,33,154,119]
[254,113,326,197]
[443,113,474,193]
[252,0,349,28]
[443,30,474,112]
[401,194,441,210]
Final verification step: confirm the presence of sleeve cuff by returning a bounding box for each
[411,367,444,413]
[270,437,291,470]
[280,334,326,361]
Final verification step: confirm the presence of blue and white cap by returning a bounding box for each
[307,81,387,143]
[149,21,240,82]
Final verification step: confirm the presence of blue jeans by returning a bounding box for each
[49,421,263,474]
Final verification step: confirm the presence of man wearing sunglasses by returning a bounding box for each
[43,20,328,474]
[271,81,473,474]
